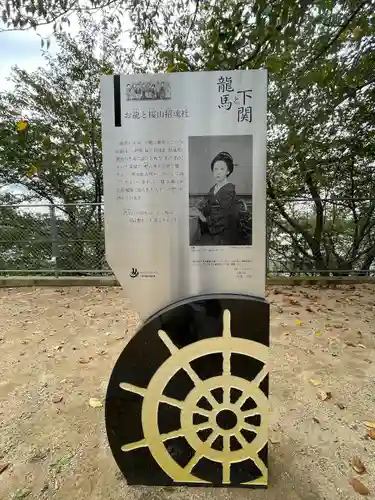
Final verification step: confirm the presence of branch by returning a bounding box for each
[332,76,375,113]
[184,0,200,51]
[0,0,120,32]
[0,0,78,32]
[348,238,375,264]
[304,0,371,70]
[269,245,302,274]
[235,34,271,69]
[267,178,316,248]
[268,176,329,271]
[361,244,375,272]
[271,217,313,261]
[304,170,324,243]
[346,158,360,260]
[347,196,375,262]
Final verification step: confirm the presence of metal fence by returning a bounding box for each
[0,202,109,276]
[0,200,374,277]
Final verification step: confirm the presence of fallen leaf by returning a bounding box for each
[357,343,366,349]
[78,357,93,364]
[295,319,302,326]
[367,429,375,440]
[309,379,321,387]
[349,478,370,496]
[345,341,357,347]
[0,463,10,475]
[52,394,63,403]
[315,331,322,337]
[116,336,125,340]
[317,390,332,401]
[289,299,301,306]
[363,421,375,429]
[351,456,366,474]
[89,398,103,408]
[269,434,280,444]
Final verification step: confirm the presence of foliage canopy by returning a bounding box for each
[0,1,374,274]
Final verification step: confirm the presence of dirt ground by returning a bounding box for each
[0,285,374,500]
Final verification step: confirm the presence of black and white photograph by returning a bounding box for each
[125,80,171,101]
[189,135,253,246]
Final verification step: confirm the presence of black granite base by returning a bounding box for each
[105,293,269,487]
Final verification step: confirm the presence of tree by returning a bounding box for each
[2,0,375,275]
[128,0,375,275]
[265,1,375,274]
[0,16,129,271]
[0,192,53,274]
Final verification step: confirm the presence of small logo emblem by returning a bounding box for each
[129,268,139,278]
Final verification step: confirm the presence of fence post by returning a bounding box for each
[49,204,59,278]
[265,211,270,280]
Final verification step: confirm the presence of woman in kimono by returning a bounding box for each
[190,151,239,245]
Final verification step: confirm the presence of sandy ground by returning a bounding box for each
[0,285,374,500]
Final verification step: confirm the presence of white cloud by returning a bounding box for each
[0,24,57,91]
[0,15,88,91]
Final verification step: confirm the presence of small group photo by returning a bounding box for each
[188,135,253,247]
[125,80,171,101]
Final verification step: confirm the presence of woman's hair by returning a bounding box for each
[210,151,234,176]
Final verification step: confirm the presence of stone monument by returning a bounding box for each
[101,69,269,487]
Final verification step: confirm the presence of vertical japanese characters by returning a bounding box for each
[115,139,184,224]
[217,76,252,123]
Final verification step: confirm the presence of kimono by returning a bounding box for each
[199,183,239,245]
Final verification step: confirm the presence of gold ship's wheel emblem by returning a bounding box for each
[119,309,268,485]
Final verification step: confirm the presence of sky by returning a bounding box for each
[0,13,131,92]
[0,24,58,91]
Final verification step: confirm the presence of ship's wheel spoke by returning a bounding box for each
[252,365,268,387]
[119,382,185,410]
[235,391,248,409]
[158,329,218,409]
[242,408,260,418]
[252,453,267,478]
[184,431,218,473]
[235,430,249,449]
[242,422,259,434]
[222,460,231,484]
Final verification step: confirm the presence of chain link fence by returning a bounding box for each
[0,203,110,276]
[0,200,374,277]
